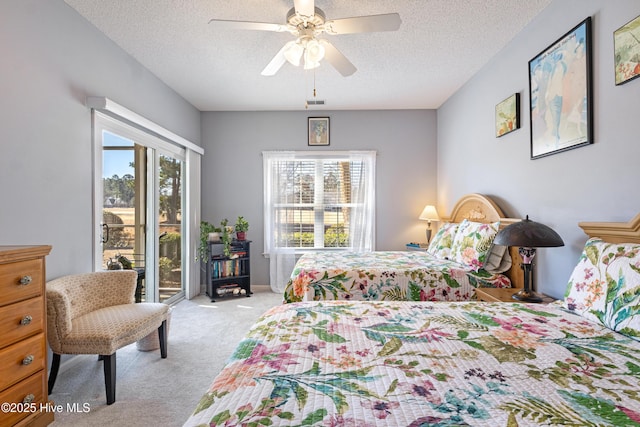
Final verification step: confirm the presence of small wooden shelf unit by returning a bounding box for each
[205,240,251,302]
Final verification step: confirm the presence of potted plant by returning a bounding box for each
[198,221,221,261]
[220,218,233,257]
[235,216,249,241]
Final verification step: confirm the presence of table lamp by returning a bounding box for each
[419,205,440,243]
[493,215,564,302]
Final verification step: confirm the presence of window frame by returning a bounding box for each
[263,150,376,255]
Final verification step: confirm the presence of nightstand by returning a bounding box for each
[475,287,555,304]
[406,243,428,251]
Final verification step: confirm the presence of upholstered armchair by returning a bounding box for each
[46,270,168,405]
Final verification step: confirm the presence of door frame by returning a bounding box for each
[92,110,197,302]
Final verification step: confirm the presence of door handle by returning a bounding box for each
[102,223,109,244]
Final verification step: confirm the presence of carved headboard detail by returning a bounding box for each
[446,193,519,229]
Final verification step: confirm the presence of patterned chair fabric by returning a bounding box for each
[45,270,169,404]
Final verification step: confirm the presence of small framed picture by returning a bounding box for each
[308,117,329,146]
[614,14,640,85]
[495,93,520,137]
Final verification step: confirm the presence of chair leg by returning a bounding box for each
[102,353,116,405]
[158,320,167,359]
[48,353,61,394]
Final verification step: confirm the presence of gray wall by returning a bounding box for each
[0,1,201,279]
[438,0,640,298]
[201,110,437,285]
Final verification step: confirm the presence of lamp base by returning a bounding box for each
[511,289,543,303]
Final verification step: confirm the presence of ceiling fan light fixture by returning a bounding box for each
[303,59,320,70]
[210,2,401,77]
[284,41,304,66]
[304,39,325,63]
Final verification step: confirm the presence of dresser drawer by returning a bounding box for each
[0,371,47,427]
[0,297,44,349]
[0,259,44,306]
[0,333,46,391]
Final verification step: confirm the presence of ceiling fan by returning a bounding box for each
[208,0,401,77]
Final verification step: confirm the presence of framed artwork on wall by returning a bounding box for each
[614,14,640,85]
[308,117,330,146]
[528,17,593,159]
[495,93,520,137]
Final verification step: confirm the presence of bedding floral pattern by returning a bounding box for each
[563,237,640,340]
[450,219,500,271]
[184,300,640,427]
[282,251,511,303]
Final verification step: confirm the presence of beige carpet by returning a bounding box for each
[49,285,283,426]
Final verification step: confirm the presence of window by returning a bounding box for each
[263,151,376,254]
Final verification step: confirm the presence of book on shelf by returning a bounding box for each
[406,242,429,248]
[211,258,245,278]
[218,282,239,288]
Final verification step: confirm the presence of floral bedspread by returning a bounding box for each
[184,300,640,427]
[282,251,510,303]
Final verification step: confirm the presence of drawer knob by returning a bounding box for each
[19,275,33,285]
[23,394,35,404]
[22,355,34,365]
[21,315,33,325]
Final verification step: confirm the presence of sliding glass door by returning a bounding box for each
[101,133,148,300]
[95,112,185,303]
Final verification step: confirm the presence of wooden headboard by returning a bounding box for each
[443,193,524,289]
[579,214,640,243]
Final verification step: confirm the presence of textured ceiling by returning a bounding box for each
[63,0,552,111]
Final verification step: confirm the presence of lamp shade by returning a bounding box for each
[284,41,304,66]
[494,215,564,248]
[304,39,325,63]
[419,205,440,221]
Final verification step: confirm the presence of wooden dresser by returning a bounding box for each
[0,245,53,427]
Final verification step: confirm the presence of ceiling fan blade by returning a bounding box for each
[261,43,292,76]
[294,0,315,17]
[324,13,401,35]
[319,40,357,77]
[208,19,288,32]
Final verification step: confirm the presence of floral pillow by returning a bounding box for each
[427,222,459,260]
[563,238,640,340]
[450,219,500,271]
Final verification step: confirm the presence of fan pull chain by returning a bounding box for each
[311,69,318,106]
[304,71,309,109]
[304,68,318,109]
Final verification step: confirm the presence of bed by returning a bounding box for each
[184,214,640,426]
[283,194,524,303]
